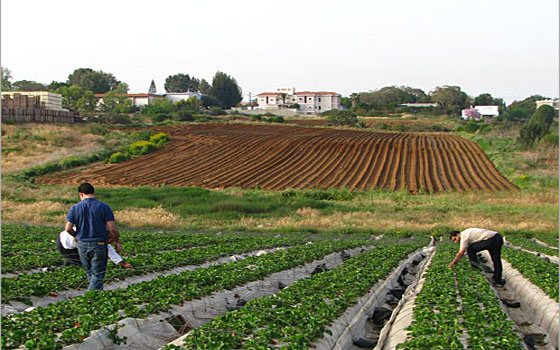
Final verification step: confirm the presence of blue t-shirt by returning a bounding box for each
[67,198,115,242]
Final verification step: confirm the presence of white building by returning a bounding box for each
[536,99,560,110]
[94,92,201,107]
[461,105,499,120]
[257,88,341,114]
[164,92,202,103]
[398,103,439,108]
[94,93,163,107]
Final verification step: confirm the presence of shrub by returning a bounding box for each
[171,109,194,122]
[463,121,480,133]
[249,115,262,121]
[539,134,559,148]
[58,157,86,168]
[110,114,132,125]
[129,141,156,156]
[209,106,224,116]
[109,152,129,163]
[324,110,358,126]
[264,116,285,123]
[150,113,170,123]
[149,133,169,147]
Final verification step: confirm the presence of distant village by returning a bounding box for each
[1,82,559,124]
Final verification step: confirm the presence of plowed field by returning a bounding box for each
[41,124,517,192]
[288,118,453,131]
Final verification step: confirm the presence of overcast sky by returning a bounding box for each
[1,0,558,103]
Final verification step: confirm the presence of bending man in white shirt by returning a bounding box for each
[447,228,505,286]
[57,230,133,269]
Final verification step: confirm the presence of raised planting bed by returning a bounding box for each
[1,239,367,349]
[505,234,559,259]
[396,242,523,349]
[166,237,430,349]
[1,236,305,304]
[502,247,559,302]
[1,224,277,272]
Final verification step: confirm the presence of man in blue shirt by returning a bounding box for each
[64,183,121,291]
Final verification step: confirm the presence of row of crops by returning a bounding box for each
[40,123,517,192]
[2,225,558,349]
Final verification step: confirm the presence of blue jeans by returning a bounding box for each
[78,241,108,291]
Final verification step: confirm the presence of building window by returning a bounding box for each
[318,98,321,102]
[318,106,321,110]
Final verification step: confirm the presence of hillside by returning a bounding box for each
[40,123,516,192]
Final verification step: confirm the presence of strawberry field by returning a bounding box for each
[1,225,558,349]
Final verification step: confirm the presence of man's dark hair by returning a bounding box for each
[78,183,95,195]
[449,230,460,239]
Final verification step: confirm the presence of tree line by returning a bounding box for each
[341,84,553,123]
[1,67,243,114]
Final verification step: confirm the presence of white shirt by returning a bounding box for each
[459,228,498,251]
[59,231,123,264]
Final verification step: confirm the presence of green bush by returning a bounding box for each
[129,141,157,156]
[209,106,224,116]
[110,114,132,125]
[539,134,559,148]
[264,116,285,123]
[249,115,262,121]
[109,152,129,164]
[149,133,169,147]
[58,157,86,168]
[150,113,170,123]
[324,110,358,126]
[463,121,480,133]
[171,109,194,122]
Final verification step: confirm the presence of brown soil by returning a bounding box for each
[40,124,517,192]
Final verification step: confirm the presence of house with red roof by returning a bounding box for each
[257,88,341,114]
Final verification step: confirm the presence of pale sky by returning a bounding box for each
[1,0,558,104]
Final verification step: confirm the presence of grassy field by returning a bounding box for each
[1,118,558,238]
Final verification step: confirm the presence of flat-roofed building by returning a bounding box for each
[536,99,559,110]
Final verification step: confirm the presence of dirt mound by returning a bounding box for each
[41,124,516,192]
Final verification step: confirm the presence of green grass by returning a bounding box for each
[96,186,358,221]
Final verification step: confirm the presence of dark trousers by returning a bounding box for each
[56,235,82,267]
[467,233,503,282]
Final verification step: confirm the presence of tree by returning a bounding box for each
[48,81,69,91]
[209,71,242,109]
[401,86,430,102]
[99,90,134,115]
[12,80,47,91]
[2,67,12,91]
[518,105,556,149]
[508,95,548,116]
[324,110,358,126]
[473,93,506,112]
[148,80,157,94]
[67,68,121,93]
[55,85,96,115]
[199,79,211,95]
[356,86,428,110]
[164,73,200,92]
[113,82,129,94]
[201,94,222,108]
[430,85,470,113]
